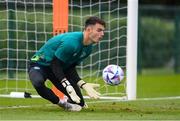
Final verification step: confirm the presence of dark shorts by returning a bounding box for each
[28,62,84,106]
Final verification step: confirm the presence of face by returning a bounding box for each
[88,23,105,43]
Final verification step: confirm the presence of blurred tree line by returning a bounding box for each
[139,0,180,6]
[137,1,180,73]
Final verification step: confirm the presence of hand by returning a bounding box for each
[77,80,101,99]
[61,79,80,103]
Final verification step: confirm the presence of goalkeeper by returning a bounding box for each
[28,16,106,111]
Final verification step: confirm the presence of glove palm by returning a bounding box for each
[78,80,100,99]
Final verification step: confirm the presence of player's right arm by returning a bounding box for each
[50,56,80,103]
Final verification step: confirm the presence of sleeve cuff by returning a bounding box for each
[77,80,86,88]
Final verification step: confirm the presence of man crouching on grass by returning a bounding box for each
[28,16,106,111]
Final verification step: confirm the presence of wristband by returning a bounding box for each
[80,82,86,88]
[61,78,70,88]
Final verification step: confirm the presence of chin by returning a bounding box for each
[94,40,99,43]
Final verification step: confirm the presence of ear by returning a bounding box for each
[86,26,93,32]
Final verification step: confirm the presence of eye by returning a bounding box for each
[97,28,104,32]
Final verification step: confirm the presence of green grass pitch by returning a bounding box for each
[0,69,180,120]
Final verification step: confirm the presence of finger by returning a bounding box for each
[90,91,100,99]
[91,88,101,95]
[87,91,97,99]
[74,96,80,103]
[70,94,80,103]
[92,94,100,99]
[93,91,101,96]
[89,83,100,88]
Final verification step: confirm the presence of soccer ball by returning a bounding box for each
[102,64,124,86]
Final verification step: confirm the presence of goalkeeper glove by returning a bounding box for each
[61,78,80,103]
[77,80,100,99]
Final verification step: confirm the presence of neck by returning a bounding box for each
[83,31,92,45]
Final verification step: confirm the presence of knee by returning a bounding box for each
[28,69,45,88]
[30,77,44,89]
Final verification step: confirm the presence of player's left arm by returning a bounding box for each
[66,65,100,99]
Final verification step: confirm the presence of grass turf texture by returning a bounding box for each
[0,68,180,120]
[0,98,180,120]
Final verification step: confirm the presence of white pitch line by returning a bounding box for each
[86,96,180,104]
[0,104,54,109]
[1,94,180,101]
[137,96,180,101]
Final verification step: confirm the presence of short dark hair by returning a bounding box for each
[84,16,106,29]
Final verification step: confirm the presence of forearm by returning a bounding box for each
[64,65,81,84]
[50,56,66,82]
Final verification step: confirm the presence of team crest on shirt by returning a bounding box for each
[73,53,77,57]
[33,66,40,70]
[80,52,86,58]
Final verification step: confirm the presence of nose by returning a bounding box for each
[101,31,104,36]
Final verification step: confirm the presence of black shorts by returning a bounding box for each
[28,62,84,106]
